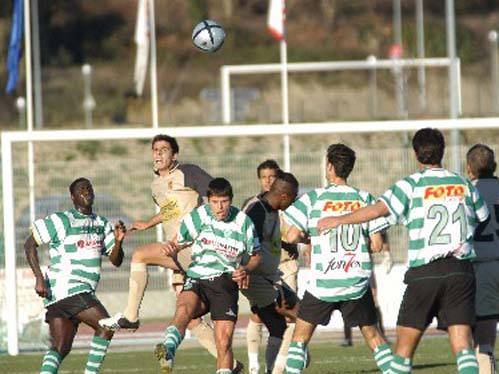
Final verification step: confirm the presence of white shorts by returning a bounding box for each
[473,261,499,318]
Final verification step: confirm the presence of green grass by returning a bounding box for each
[0,336,492,374]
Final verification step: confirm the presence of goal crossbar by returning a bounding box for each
[3,117,499,355]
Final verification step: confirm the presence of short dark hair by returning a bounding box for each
[327,144,356,179]
[412,128,445,165]
[272,171,299,196]
[152,134,179,154]
[207,177,233,199]
[257,159,280,178]
[467,144,496,178]
[69,177,91,195]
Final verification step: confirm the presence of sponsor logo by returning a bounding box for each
[77,238,102,250]
[423,185,465,200]
[201,237,239,257]
[322,201,362,213]
[160,198,181,221]
[324,253,360,273]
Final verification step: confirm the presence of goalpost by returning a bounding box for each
[3,117,499,355]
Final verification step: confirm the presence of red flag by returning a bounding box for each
[267,0,285,41]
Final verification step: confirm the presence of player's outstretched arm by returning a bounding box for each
[24,234,48,299]
[368,232,383,253]
[131,212,162,231]
[109,220,126,267]
[317,201,389,234]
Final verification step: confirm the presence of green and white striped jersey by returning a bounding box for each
[178,204,260,279]
[284,184,388,302]
[31,208,116,306]
[379,168,489,268]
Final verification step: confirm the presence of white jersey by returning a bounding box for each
[379,168,489,268]
[284,183,388,302]
[31,208,115,306]
[178,204,260,279]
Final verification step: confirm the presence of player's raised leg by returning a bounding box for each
[99,242,179,330]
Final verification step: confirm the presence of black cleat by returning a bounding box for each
[98,313,140,331]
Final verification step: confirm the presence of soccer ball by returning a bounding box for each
[192,20,226,53]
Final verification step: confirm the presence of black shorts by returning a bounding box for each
[298,289,377,327]
[45,292,103,326]
[182,274,239,322]
[398,257,475,330]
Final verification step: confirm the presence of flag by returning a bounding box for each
[5,0,24,94]
[267,0,285,41]
[134,0,149,96]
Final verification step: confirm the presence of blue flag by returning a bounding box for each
[5,0,24,94]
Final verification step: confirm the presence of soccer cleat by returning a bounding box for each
[154,343,174,374]
[305,347,312,368]
[340,338,353,347]
[98,312,140,331]
[232,361,244,374]
[249,367,260,374]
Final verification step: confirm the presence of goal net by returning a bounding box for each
[1,119,498,354]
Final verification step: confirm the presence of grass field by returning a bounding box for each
[1,336,493,374]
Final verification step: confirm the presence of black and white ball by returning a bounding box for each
[192,20,226,53]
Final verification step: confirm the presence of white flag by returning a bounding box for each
[134,0,149,96]
[267,0,285,41]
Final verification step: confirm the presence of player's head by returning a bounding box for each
[207,177,233,220]
[269,171,299,210]
[466,144,496,179]
[257,159,281,192]
[326,144,356,179]
[151,134,179,174]
[69,177,94,210]
[412,128,445,166]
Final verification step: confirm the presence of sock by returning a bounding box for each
[265,336,283,373]
[457,349,479,374]
[273,323,295,374]
[373,344,393,373]
[216,369,233,374]
[163,325,184,357]
[247,319,263,370]
[84,335,111,374]
[123,262,148,322]
[190,319,218,358]
[40,350,62,374]
[476,345,497,374]
[388,354,412,374]
[286,341,306,374]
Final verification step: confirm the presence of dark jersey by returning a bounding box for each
[473,177,499,261]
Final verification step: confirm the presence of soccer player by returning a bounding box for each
[242,160,300,374]
[98,135,243,370]
[24,177,126,374]
[466,144,499,374]
[317,128,490,374]
[341,232,392,347]
[154,178,262,374]
[284,144,392,374]
[242,172,301,374]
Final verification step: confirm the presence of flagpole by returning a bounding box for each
[24,0,35,230]
[148,0,159,128]
[281,38,290,172]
